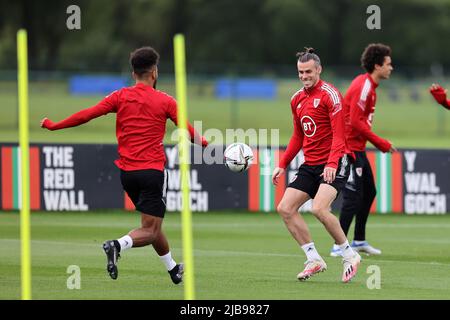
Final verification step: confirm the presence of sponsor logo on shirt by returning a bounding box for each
[300,116,317,137]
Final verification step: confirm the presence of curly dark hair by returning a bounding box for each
[129,47,160,77]
[296,47,321,66]
[361,43,391,73]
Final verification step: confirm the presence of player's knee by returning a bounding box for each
[311,204,328,221]
[277,202,295,220]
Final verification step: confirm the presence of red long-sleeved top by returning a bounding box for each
[280,79,351,170]
[444,101,450,109]
[42,83,207,171]
[344,73,391,152]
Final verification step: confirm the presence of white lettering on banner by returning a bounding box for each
[404,173,440,193]
[166,191,209,212]
[42,146,88,211]
[404,151,416,172]
[167,170,202,191]
[404,151,446,214]
[43,190,88,211]
[163,147,208,211]
[42,146,74,167]
[166,147,179,169]
[405,194,446,214]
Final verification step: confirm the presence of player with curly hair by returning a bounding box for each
[330,43,396,257]
[41,47,208,284]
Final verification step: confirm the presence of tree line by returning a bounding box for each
[0,0,449,74]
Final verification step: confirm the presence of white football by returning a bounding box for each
[224,143,254,173]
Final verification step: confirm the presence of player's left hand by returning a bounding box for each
[40,117,55,130]
[429,83,448,105]
[321,167,336,184]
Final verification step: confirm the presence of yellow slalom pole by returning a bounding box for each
[17,29,31,300]
[174,34,195,300]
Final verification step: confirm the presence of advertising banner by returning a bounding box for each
[0,143,448,214]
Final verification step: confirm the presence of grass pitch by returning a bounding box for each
[1,210,450,300]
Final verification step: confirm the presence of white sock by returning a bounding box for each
[160,251,177,271]
[339,240,356,259]
[301,242,323,261]
[117,235,133,252]
[333,243,340,251]
[353,240,366,245]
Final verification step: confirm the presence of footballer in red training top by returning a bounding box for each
[273,48,361,284]
[41,46,207,284]
[280,77,349,171]
[332,43,396,258]
[344,70,392,153]
[41,82,207,171]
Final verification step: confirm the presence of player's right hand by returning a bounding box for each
[388,141,397,153]
[272,167,285,186]
[201,136,209,147]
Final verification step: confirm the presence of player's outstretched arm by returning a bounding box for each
[187,123,209,147]
[430,84,450,110]
[166,98,208,147]
[40,108,95,130]
[40,93,118,131]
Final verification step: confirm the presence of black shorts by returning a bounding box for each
[288,155,351,199]
[344,151,375,193]
[120,169,168,218]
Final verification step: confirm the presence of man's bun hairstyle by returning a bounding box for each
[296,47,321,66]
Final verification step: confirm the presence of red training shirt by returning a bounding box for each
[344,73,391,152]
[280,79,351,170]
[42,83,207,171]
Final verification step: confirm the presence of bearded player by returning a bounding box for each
[41,47,208,284]
[272,48,361,283]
